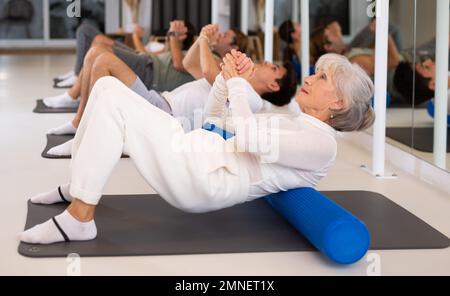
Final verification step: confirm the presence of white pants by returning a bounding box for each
[69,77,250,213]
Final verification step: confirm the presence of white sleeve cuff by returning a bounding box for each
[226,77,249,92]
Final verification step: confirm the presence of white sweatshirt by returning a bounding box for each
[204,75,338,200]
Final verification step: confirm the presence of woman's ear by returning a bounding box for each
[330,98,345,111]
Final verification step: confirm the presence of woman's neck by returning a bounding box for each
[299,103,331,124]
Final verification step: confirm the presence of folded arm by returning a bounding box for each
[168,20,188,72]
[183,24,221,84]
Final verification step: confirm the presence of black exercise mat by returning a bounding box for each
[33,99,77,114]
[386,127,450,153]
[42,134,130,159]
[18,191,450,258]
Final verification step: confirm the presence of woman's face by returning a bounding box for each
[291,21,301,42]
[295,68,343,113]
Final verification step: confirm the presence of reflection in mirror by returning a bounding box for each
[412,0,450,170]
[244,0,384,80]
[390,0,449,172]
[384,0,416,157]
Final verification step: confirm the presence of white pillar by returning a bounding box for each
[241,0,249,35]
[301,0,310,84]
[433,0,449,169]
[372,0,390,176]
[292,0,299,22]
[211,0,220,24]
[264,0,274,62]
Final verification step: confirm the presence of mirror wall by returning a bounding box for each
[409,0,449,171]
[386,0,449,172]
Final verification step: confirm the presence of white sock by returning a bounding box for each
[56,71,75,81]
[47,121,77,135]
[56,75,77,88]
[47,139,74,157]
[19,210,97,244]
[30,183,73,205]
[43,92,79,108]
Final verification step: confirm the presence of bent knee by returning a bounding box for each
[92,34,110,46]
[85,45,108,61]
[92,51,115,69]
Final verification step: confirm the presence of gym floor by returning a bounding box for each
[1,54,449,276]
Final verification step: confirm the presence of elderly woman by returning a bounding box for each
[20,52,375,244]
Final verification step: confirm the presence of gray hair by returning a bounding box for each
[316,53,375,132]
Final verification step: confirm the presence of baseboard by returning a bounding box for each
[342,131,450,195]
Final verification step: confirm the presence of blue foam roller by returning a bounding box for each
[427,100,450,125]
[265,188,370,265]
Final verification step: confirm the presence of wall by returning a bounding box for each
[390,0,437,49]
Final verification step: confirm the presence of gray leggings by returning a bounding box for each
[74,22,132,75]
